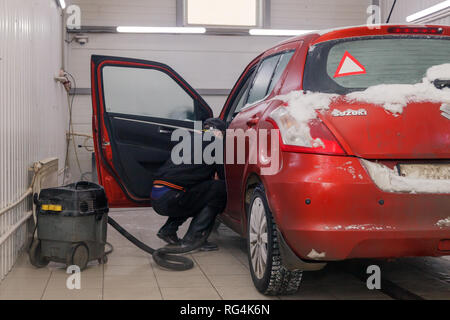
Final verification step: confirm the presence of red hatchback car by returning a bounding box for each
[91,25,450,295]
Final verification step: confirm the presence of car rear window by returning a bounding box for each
[303,36,450,95]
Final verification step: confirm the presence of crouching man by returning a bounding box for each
[151,118,227,251]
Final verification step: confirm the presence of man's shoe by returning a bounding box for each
[157,232,181,245]
[200,241,219,252]
[161,235,206,253]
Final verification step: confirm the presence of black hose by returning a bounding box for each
[107,216,210,271]
[105,242,114,255]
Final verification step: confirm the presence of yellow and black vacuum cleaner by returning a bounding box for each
[30,182,215,271]
[30,182,109,270]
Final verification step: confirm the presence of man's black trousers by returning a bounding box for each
[152,180,227,234]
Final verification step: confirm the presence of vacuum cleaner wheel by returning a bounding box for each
[68,243,89,271]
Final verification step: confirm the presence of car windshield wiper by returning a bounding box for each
[433,79,450,90]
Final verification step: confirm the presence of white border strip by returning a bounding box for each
[117,26,206,34]
[406,0,450,22]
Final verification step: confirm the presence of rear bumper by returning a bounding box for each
[262,153,450,261]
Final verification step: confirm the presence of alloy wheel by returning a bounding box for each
[249,197,268,279]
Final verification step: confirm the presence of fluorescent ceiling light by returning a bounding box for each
[249,29,316,36]
[406,0,450,22]
[58,0,66,9]
[117,26,206,34]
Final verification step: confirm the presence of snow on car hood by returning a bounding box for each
[271,63,450,148]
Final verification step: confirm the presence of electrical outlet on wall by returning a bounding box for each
[54,70,71,92]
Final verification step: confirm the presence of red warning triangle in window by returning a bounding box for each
[334,51,366,78]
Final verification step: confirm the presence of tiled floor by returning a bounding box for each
[0,208,449,300]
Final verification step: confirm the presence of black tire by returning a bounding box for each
[29,239,49,268]
[247,184,303,295]
[68,243,89,271]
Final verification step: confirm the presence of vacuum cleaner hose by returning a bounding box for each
[107,216,210,271]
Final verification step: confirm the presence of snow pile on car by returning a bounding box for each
[272,64,450,148]
[347,63,450,114]
[270,90,338,148]
[427,63,450,81]
[436,217,450,228]
[360,159,450,194]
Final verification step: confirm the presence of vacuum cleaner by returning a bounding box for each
[29,182,210,271]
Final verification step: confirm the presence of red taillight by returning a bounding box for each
[388,27,443,34]
[267,118,346,156]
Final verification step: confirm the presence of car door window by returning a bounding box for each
[246,55,281,105]
[267,51,295,95]
[225,71,255,122]
[102,66,195,121]
[234,78,252,113]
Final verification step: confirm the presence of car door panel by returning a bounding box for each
[106,115,195,199]
[215,61,259,233]
[219,41,302,235]
[91,55,212,208]
[225,103,267,226]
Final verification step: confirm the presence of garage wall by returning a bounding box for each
[0,0,67,281]
[65,0,372,181]
[271,0,371,29]
[67,0,176,26]
[380,0,450,24]
[430,16,450,25]
[72,0,372,28]
[65,33,282,182]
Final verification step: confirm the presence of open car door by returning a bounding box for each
[91,55,213,207]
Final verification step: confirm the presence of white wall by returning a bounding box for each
[380,0,450,24]
[430,16,450,25]
[69,0,176,26]
[71,0,372,28]
[0,0,67,280]
[271,0,371,29]
[65,0,372,181]
[65,33,283,182]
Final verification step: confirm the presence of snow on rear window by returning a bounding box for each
[327,38,450,89]
[303,36,450,95]
[272,63,450,148]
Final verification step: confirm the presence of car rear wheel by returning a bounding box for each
[247,184,303,295]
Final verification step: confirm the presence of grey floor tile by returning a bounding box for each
[2,209,449,301]
[161,287,221,300]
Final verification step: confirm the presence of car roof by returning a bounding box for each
[275,24,450,47]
